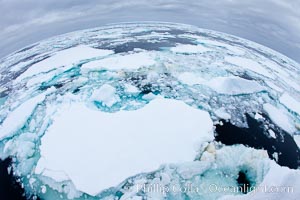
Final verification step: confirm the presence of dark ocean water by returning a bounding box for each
[215,113,300,169]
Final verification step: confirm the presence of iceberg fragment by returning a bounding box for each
[205,76,265,95]
[90,84,120,107]
[279,93,300,116]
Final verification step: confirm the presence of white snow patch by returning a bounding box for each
[205,76,264,95]
[82,52,156,71]
[279,93,300,116]
[36,98,213,195]
[90,84,120,107]
[170,44,210,54]
[263,103,296,134]
[17,45,113,81]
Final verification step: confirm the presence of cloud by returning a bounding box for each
[0,0,299,63]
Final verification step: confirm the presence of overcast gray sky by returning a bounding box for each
[0,0,299,63]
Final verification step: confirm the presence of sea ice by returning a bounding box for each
[205,76,264,95]
[170,44,210,54]
[225,56,273,78]
[90,84,120,107]
[0,93,46,140]
[16,45,113,81]
[35,98,213,195]
[82,52,156,71]
[263,103,296,134]
[279,93,300,116]
[177,72,205,85]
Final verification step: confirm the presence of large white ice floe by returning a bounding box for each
[0,93,46,140]
[170,44,210,54]
[0,22,299,200]
[224,56,273,78]
[35,98,213,195]
[279,93,300,116]
[205,76,265,95]
[15,45,114,82]
[263,103,296,134]
[81,51,156,71]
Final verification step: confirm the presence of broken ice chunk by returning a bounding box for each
[279,93,300,116]
[263,103,296,134]
[0,93,46,140]
[124,83,140,93]
[177,72,205,86]
[205,76,264,95]
[90,84,120,107]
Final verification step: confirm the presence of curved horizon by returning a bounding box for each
[0,0,299,63]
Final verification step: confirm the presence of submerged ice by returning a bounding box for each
[0,22,299,200]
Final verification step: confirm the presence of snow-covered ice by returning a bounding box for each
[90,84,120,107]
[170,44,210,54]
[205,76,265,95]
[280,93,300,116]
[214,108,231,120]
[263,103,296,134]
[36,98,213,195]
[177,72,205,85]
[82,52,156,71]
[16,45,114,81]
[225,56,273,78]
[0,93,46,140]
